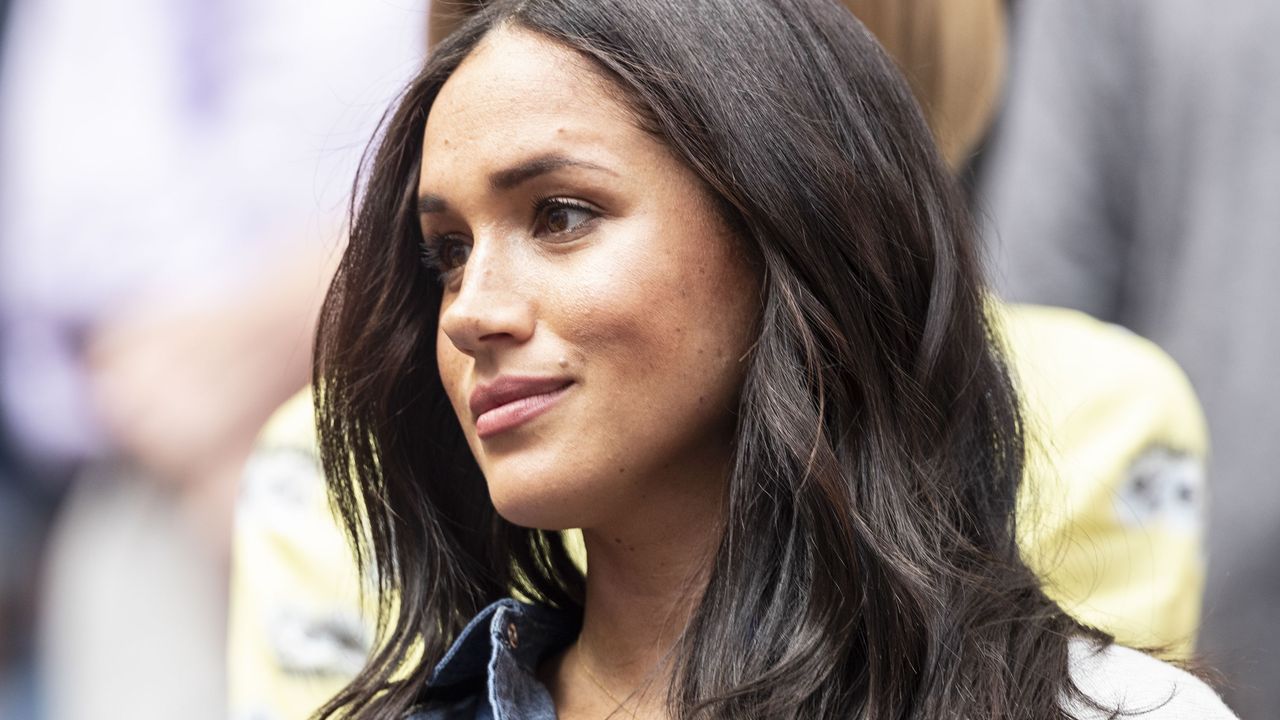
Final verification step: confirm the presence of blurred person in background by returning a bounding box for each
[0,0,424,718]
[981,1,1280,716]
[0,1,63,716]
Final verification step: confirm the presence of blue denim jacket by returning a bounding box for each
[407,599,581,719]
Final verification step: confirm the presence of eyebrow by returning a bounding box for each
[417,153,617,215]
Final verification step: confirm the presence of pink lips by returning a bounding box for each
[469,375,574,439]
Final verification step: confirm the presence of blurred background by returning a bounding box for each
[979,4,1280,719]
[0,0,1276,718]
[0,0,426,717]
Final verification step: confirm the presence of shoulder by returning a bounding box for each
[1065,638,1238,719]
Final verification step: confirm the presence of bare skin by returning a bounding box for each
[420,27,759,719]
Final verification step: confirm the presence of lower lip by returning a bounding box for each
[475,383,573,439]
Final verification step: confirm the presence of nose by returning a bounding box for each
[438,239,535,358]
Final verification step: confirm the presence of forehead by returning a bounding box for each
[421,27,644,180]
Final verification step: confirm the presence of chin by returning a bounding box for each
[473,431,598,529]
[482,462,599,530]
[486,474,626,531]
[488,490,588,531]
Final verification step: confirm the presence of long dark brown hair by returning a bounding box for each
[314,0,1109,717]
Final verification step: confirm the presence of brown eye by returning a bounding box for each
[420,235,471,280]
[442,239,471,270]
[536,200,597,237]
[546,207,573,233]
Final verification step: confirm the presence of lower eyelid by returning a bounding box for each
[542,218,598,243]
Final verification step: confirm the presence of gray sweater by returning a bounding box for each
[981,2,1280,716]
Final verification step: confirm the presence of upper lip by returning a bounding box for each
[469,375,573,420]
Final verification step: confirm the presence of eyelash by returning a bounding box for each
[418,197,601,283]
[419,236,465,285]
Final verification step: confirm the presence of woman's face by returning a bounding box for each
[420,28,758,531]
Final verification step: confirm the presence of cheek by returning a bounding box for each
[562,222,758,424]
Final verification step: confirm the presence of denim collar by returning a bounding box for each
[410,598,581,719]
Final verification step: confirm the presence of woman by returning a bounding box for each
[314,0,1236,717]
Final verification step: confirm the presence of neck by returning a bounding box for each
[570,467,725,716]
[578,528,712,674]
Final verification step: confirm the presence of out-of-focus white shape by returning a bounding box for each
[0,0,426,465]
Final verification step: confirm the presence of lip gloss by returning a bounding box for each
[475,384,572,439]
